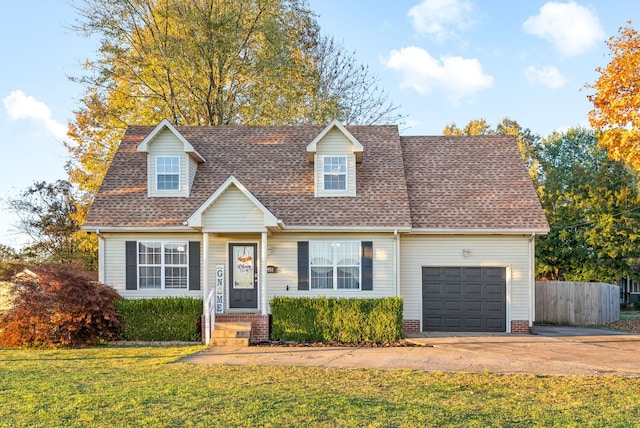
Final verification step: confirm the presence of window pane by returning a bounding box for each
[158,174,179,190]
[323,157,347,191]
[157,156,179,173]
[323,156,346,173]
[337,267,359,289]
[139,266,161,289]
[165,267,187,289]
[310,241,332,266]
[324,174,346,190]
[336,241,360,266]
[165,242,187,265]
[157,156,179,190]
[311,266,333,289]
[139,242,161,265]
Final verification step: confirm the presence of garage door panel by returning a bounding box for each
[444,318,462,328]
[445,284,462,294]
[465,301,482,311]
[422,266,506,332]
[465,267,482,278]
[465,283,482,294]
[445,300,462,311]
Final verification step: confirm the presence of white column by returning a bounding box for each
[261,232,268,316]
[202,232,210,344]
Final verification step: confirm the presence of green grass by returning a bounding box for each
[1,346,640,427]
[620,310,640,321]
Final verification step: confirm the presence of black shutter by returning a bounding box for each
[298,241,309,290]
[361,241,373,291]
[125,241,138,290]
[188,241,201,290]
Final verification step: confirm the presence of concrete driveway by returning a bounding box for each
[182,326,640,377]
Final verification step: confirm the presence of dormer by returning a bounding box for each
[306,120,363,198]
[137,119,206,197]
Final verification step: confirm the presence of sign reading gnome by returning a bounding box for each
[215,264,224,314]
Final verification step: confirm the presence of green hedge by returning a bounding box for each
[114,298,202,342]
[270,296,403,342]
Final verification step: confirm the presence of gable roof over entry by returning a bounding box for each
[187,175,279,231]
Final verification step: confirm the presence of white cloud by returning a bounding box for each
[522,1,605,57]
[383,46,493,105]
[524,65,567,88]
[408,0,474,41]
[2,90,67,141]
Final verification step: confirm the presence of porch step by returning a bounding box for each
[211,322,252,346]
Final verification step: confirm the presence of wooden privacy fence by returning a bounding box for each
[535,281,619,325]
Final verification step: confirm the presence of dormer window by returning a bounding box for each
[323,156,347,191]
[157,156,180,191]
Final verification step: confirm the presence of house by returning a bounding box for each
[83,119,549,343]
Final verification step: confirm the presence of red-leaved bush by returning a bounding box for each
[0,267,123,348]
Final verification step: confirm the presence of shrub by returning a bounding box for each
[114,297,202,342]
[634,301,640,311]
[0,267,123,348]
[270,296,403,342]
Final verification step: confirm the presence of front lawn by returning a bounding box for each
[1,346,639,427]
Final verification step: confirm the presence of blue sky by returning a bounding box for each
[1,0,639,247]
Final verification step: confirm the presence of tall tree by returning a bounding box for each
[587,23,640,169]
[6,181,96,270]
[67,0,402,203]
[534,128,640,282]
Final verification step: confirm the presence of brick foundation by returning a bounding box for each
[403,319,421,334]
[215,314,270,343]
[510,320,531,334]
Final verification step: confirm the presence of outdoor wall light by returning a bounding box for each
[462,249,470,257]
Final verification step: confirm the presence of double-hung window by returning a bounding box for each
[138,241,188,289]
[309,241,360,290]
[323,156,347,191]
[156,156,180,191]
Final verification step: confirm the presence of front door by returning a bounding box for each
[229,243,258,309]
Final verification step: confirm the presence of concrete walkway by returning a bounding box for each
[182,326,640,377]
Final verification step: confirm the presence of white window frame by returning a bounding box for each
[156,156,181,191]
[309,241,361,290]
[322,155,348,191]
[138,241,188,290]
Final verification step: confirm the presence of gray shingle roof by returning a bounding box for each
[400,135,549,231]
[84,124,548,232]
[84,125,413,229]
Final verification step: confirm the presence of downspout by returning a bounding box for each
[529,232,536,330]
[394,229,400,296]
[95,229,105,284]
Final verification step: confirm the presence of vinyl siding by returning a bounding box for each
[147,129,190,197]
[102,231,396,309]
[198,232,397,313]
[261,233,396,311]
[201,185,267,232]
[400,234,532,328]
[102,232,203,299]
[315,128,357,197]
[188,156,198,190]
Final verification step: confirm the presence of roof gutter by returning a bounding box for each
[82,225,196,233]
[408,228,550,235]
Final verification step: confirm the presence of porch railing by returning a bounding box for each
[204,288,216,344]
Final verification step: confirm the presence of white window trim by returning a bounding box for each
[156,156,181,192]
[138,241,189,290]
[321,155,348,192]
[309,240,361,290]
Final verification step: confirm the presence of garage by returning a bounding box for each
[422,267,506,332]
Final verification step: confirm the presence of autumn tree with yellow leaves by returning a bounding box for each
[588,22,640,169]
